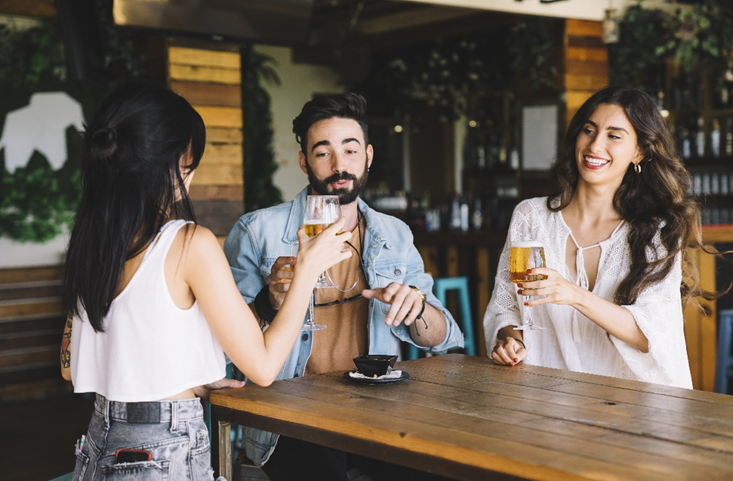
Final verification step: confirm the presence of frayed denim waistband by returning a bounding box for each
[94,394,203,424]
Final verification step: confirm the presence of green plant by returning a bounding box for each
[0,17,144,242]
[508,17,563,92]
[348,17,561,128]
[240,44,283,212]
[657,1,730,72]
[608,5,669,92]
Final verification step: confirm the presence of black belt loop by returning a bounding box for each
[126,402,162,424]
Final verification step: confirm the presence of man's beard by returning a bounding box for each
[305,157,369,205]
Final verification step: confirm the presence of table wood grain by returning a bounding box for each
[210,354,733,481]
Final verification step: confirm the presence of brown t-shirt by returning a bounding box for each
[305,217,369,376]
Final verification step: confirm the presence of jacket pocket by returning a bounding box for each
[374,260,407,287]
[374,261,408,314]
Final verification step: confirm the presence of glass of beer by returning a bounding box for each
[300,195,341,331]
[510,240,547,331]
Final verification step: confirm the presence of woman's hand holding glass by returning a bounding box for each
[293,217,352,285]
[516,267,582,308]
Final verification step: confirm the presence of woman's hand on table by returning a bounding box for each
[517,267,582,307]
[193,377,245,402]
[491,330,526,367]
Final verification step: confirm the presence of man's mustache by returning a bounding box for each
[323,172,357,184]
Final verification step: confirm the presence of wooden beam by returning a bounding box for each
[365,11,518,51]
[357,6,476,36]
[0,0,56,18]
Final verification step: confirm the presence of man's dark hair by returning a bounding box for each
[292,92,369,154]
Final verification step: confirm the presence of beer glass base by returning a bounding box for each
[301,323,327,331]
[514,325,545,331]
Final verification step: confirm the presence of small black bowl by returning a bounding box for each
[353,354,398,377]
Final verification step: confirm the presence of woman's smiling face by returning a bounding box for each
[575,103,645,190]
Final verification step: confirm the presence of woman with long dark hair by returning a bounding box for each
[483,86,703,388]
[61,80,351,479]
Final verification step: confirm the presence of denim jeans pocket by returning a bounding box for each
[72,448,90,481]
[73,433,99,481]
[190,424,215,480]
[100,460,170,480]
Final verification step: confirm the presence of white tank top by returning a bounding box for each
[70,220,226,402]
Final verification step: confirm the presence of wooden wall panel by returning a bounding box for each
[192,163,243,186]
[196,106,244,129]
[562,20,609,125]
[169,46,240,69]
[189,185,243,202]
[167,41,244,236]
[207,127,243,144]
[170,81,242,108]
[169,64,241,85]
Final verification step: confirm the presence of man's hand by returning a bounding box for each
[362,282,425,327]
[193,377,245,402]
[266,256,297,309]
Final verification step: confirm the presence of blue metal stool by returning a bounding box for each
[715,310,733,394]
[408,276,476,359]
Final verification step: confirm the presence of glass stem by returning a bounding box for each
[308,289,316,326]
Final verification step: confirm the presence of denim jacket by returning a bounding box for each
[223,187,464,466]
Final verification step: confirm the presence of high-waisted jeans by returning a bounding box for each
[73,394,222,481]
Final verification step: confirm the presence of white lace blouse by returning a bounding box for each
[483,197,693,388]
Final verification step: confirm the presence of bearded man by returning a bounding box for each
[223,92,463,481]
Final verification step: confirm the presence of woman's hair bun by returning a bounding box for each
[90,126,118,160]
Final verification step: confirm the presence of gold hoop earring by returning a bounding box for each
[634,163,641,174]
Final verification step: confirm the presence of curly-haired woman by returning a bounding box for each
[484,86,706,388]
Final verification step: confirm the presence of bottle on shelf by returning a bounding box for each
[694,115,705,158]
[450,193,461,230]
[711,118,721,158]
[509,148,519,171]
[459,195,469,232]
[725,116,733,157]
[471,197,483,230]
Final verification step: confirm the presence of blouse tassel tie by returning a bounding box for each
[568,233,601,344]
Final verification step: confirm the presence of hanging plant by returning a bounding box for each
[608,4,669,93]
[508,17,563,92]
[347,16,562,129]
[241,44,283,212]
[656,0,733,72]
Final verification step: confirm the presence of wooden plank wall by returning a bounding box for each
[167,43,245,237]
[562,19,609,125]
[0,265,71,401]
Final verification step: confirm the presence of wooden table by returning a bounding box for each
[209,354,733,480]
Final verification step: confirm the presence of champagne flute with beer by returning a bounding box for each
[510,240,547,331]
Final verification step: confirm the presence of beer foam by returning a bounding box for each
[512,240,544,248]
